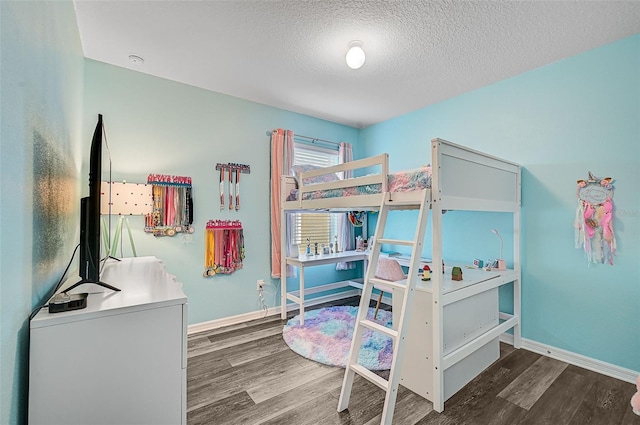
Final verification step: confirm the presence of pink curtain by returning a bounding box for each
[337,142,356,270]
[270,129,294,278]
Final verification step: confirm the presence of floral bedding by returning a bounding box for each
[287,166,432,201]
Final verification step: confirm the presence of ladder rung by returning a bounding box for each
[369,278,406,291]
[350,364,389,391]
[377,238,414,246]
[360,319,398,339]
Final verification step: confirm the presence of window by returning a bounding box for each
[292,143,339,250]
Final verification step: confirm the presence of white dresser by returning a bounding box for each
[29,257,188,425]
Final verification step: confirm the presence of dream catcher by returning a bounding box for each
[574,172,615,265]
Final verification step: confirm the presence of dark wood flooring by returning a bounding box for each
[186,298,640,425]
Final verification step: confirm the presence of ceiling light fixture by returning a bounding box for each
[345,41,365,70]
[128,54,144,65]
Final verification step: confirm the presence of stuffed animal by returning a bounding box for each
[631,374,640,416]
[451,266,463,281]
[421,264,431,281]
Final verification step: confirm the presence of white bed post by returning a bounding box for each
[430,139,446,413]
[431,207,445,413]
[513,169,522,348]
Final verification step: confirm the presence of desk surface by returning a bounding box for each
[31,256,186,328]
[286,250,368,267]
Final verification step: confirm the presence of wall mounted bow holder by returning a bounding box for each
[204,219,245,276]
[145,174,194,237]
[216,163,250,211]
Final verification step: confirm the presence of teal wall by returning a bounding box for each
[0,2,84,424]
[82,59,360,326]
[360,35,640,372]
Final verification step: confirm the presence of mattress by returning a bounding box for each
[287,166,432,201]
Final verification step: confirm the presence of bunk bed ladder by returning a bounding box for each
[338,189,430,425]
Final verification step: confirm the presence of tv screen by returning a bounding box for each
[64,114,120,293]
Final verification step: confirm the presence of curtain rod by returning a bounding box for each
[266,130,341,147]
[295,134,340,147]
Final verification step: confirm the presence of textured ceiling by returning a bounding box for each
[73,1,640,128]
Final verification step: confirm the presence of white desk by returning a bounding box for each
[379,266,517,403]
[286,250,368,268]
[282,250,367,324]
[29,256,188,425]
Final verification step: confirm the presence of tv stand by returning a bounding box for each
[29,257,187,425]
[62,278,121,293]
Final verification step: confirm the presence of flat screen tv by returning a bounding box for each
[64,114,120,293]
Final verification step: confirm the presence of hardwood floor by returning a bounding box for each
[187,299,640,425]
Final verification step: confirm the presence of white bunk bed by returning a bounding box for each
[279,138,521,419]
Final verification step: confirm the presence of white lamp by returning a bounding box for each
[491,229,506,270]
[346,41,365,69]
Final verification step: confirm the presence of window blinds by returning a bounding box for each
[292,143,339,247]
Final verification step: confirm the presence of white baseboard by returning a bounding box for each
[188,308,273,335]
[500,334,639,384]
[188,289,361,335]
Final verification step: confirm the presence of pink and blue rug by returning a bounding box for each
[282,305,394,370]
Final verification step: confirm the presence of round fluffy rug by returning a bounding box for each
[282,305,394,370]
